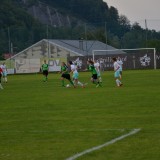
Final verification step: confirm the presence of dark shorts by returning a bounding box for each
[92,74,97,80]
[43,70,48,76]
[61,74,71,80]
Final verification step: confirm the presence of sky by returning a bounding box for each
[104,0,160,31]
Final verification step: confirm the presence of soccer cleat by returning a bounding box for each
[120,83,123,87]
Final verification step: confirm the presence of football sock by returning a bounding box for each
[69,80,74,86]
[78,81,83,86]
[5,77,7,82]
[118,79,121,85]
[61,80,65,86]
[99,77,102,83]
[93,80,98,85]
[116,79,120,86]
[0,83,3,89]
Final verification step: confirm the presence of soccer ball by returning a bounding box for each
[66,84,70,88]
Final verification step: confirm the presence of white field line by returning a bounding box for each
[66,128,141,160]
[0,128,125,133]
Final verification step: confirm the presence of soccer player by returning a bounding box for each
[87,60,101,87]
[0,66,3,89]
[112,57,123,87]
[0,62,8,83]
[94,60,102,85]
[117,57,123,79]
[41,60,49,82]
[60,62,75,88]
[68,61,85,88]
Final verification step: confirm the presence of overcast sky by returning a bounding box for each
[104,0,160,31]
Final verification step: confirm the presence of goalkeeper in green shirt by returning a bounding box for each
[41,60,49,82]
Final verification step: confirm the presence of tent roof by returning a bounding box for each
[11,39,125,59]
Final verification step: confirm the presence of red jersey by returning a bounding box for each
[0,67,2,74]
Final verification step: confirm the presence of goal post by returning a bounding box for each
[92,48,156,70]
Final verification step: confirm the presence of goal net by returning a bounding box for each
[92,48,156,70]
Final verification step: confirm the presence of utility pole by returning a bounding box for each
[11,42,13,54]
[145,19,148,48]
[105,22,107,45]
[46,25,49,58]
[8,27,11,54]
[85,23,88,59]
[105,22,108,54]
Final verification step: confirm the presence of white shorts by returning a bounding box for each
[114,70,120,78]
[3,71,7,77]
[73,72,79,79]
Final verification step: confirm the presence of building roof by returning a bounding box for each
[48,39,124,56]
[10,39,124,59]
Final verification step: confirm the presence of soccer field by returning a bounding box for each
[0,70,160,160]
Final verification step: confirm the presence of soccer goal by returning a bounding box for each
[92,48,156,70]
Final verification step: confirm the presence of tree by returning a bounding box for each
[147,40,160,52]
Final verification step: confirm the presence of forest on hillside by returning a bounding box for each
[0,0,160,59]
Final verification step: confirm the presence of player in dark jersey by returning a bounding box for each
[87,60,101,87]
[41,60,49,82]
[60,62,75,87]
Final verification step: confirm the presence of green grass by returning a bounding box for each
[0,70,160,160]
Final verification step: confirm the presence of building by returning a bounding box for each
[11,39,123,59]
[4,39,158,73]
[9,39,124,73]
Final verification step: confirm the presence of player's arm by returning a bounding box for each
[6,66,8,72]
[70,70,73,74]
[83,65,90,71]
[41,64,43,71]
[115,65,120,71]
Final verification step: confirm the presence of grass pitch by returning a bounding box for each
[0,70,160,160]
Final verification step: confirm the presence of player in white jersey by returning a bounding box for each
[69,61,85,88]
[0,62,7,83]
[117,57,123,79]
[112,57,123,87]
[94,60,102,85]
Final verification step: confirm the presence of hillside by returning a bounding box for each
[24,0,128,36]
[0,0,160,59]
